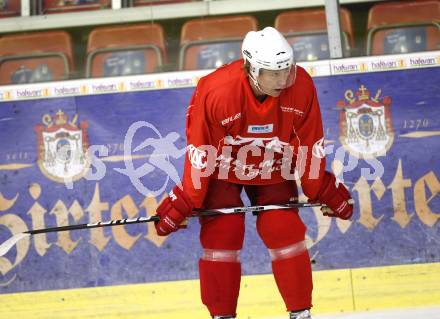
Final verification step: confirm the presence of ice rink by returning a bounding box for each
[0,1,439,317]
[269,307,440,319]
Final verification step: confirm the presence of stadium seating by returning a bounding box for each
[132,0,197,7]
[40,0,110,14]
[179,15,258,70]
[275,7,354,61]
[367,0,440,55]
[0,0,20,18]
[0,31,73,85]
[86,23,166,78]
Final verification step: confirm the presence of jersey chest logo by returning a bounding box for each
[247,124,273,134]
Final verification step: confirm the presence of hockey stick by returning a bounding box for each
[0,216,160,257]
[195,202,323,216]
[0,201,322,257]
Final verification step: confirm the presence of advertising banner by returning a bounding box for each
[0,67,439,293]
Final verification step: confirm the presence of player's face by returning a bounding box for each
[257,67,293,97]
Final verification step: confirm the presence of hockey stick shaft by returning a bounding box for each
[0,202,320,256]
[194,202,323,215]
[27,216,160,235]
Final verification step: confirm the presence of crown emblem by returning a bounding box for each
[42,109,79,128]
[338,85,388,107]
[355,85,370,101]
[54,109,67,125]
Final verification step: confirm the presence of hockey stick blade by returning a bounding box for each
[0,216,160,257]
[0,233,31,257]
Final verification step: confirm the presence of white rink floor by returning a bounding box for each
[268,306,440,319]
[316,306,440,319]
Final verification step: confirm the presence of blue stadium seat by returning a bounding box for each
[86,23,166,77]
[0,31,73,85]
[367,0,440,55]
[275,7,354,61]
[179,15,258,70]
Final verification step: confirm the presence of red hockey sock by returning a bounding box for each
[199,259,241,317]
[272,251,313,311]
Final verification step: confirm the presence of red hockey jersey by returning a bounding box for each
[183,60,326,208]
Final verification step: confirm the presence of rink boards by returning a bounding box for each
[0,51,439,316]
[0,262,439,318]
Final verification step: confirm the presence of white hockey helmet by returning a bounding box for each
[242,27,295,81]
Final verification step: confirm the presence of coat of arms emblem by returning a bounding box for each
[34,110,89,183]
[337,85,394,158]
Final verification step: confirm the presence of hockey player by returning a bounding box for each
[154,27,353,319]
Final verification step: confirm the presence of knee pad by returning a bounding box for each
[256,209,306,249]
[268,241,307,261]
[202,249,241,262]
[200,214,245,250]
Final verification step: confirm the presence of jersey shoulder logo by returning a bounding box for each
[221,112,241,126]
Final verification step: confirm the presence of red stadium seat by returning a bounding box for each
[275,7,354,61]
[367,0,440,55]
[179,15,258,70]
[41,0,110,14]
[0,31,73,85]
[86,23,166,77]
[0,0,20,17]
